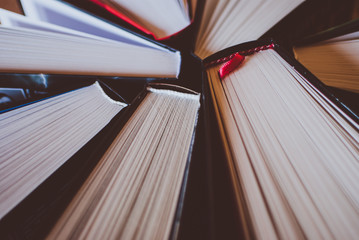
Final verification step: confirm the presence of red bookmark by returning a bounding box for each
[205,43,275,80]
[219,53,245,79]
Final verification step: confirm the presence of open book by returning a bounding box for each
[1,0,358,239]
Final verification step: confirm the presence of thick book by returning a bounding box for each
[0,82,126,220]
[0,1,358,240]
[0,7,181,78]
[202,40,359,239]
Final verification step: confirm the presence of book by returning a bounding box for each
[0,82,126,220]
[293,19,359,93]
[57,0,197,40]
[1,1,359,240]
[81,0,193,40]
[193,0,304,58]
[19,0,174,46]
[203,41,359,239]
[0,7,181,78]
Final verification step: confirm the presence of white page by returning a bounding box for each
[0,26,181,78]
[20,0,167,51]
[0,82,126,220]
[0,8,122,43]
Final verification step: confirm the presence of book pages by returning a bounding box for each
[0,82,125,219]
[207,49,359,239]
[47,87,200,240]
[195,0,303,59]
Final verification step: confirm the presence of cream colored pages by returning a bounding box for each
[0,82,125,220]
[195,0,304,59]
[294,36,359,93]
[207,49,359,239]
[47,87,200,240]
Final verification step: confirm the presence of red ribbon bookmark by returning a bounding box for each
[207,43,275,80]
[219,53,245,79]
